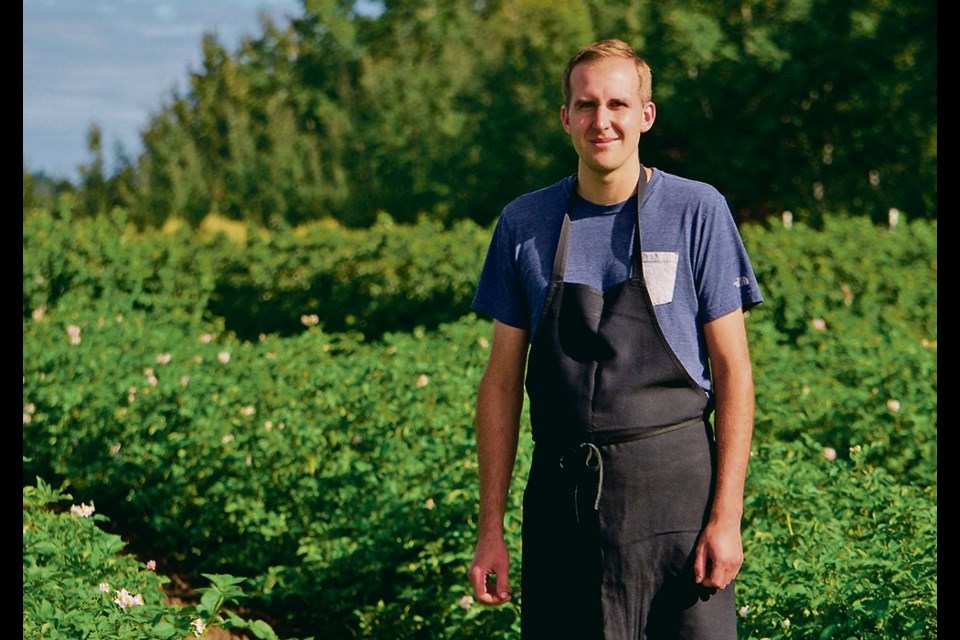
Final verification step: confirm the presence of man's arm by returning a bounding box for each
[468,320,529,605]
[694,307,755,590]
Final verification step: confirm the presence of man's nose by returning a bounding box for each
[592,106,611,129]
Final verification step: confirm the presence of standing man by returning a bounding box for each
[467,39,763,638]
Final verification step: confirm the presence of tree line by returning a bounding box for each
[23,0,936,229]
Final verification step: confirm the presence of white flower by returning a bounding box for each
[191,618,207,637]
[738,605,750,618]
[888,208,900,230]
[822,447,837,461]
[458,595,474,609]
[99,582,111,593]
[886,399,901,413]
[416,374,430,388]
[240,405,256,417]
[217,351,231,364]
[113,588,144,609]
[300,314,320,327]
[811,318,827,331]
[70,501,95,517]
[156,353,172,364]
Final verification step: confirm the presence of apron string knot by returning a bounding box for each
[560,442,604,515]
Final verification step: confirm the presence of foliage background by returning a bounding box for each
[24,0,936,229]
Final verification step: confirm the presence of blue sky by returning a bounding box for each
[23,0,302,181]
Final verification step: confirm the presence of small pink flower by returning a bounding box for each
[886,399,901,413]
[459,595,474,609]
[240,405,256,417]
[145,560,156,571]
[99,582,111,593]
[822,447,837,461]
[301,314,320,327]
[200,333,215,344]
[811,318,827,331]
[416,374,430,388]
[156,353,172,364]
[110,443,122,455]
[31,306,46,321]
[738,605,750,618]
[425,498,436,510]
[67,325,82,345]
[217,351,231,364]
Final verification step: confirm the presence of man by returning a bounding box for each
[467,39,763,639]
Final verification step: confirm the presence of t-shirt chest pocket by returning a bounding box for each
[641,252,679,305]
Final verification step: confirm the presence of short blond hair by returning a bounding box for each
[562,39,653,107]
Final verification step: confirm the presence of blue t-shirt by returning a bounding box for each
[471,169,763,393]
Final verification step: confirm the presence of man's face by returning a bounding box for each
[561,57,655,180]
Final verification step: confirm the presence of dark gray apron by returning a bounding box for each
[520,169,737,639]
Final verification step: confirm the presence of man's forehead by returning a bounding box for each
[569,59,641,95]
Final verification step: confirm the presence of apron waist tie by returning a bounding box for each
[552,417,705,520]
[560,442,605,515]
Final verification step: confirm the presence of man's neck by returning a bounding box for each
[577,162,648,205]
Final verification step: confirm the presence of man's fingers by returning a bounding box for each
[492,572,511,602]
[468,566,511,605]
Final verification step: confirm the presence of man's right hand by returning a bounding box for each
[468,533,512,605]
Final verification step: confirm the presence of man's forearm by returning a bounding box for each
[709,363,754,525]
[475,372,523,535]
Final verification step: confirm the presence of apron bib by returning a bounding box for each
[519,168,737,639]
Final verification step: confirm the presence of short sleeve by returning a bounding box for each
[471,215,530,329]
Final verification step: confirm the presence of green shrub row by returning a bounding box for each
[23,209,490,341]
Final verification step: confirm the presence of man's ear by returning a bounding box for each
[640,101,656,133]
[560,105,571,133]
